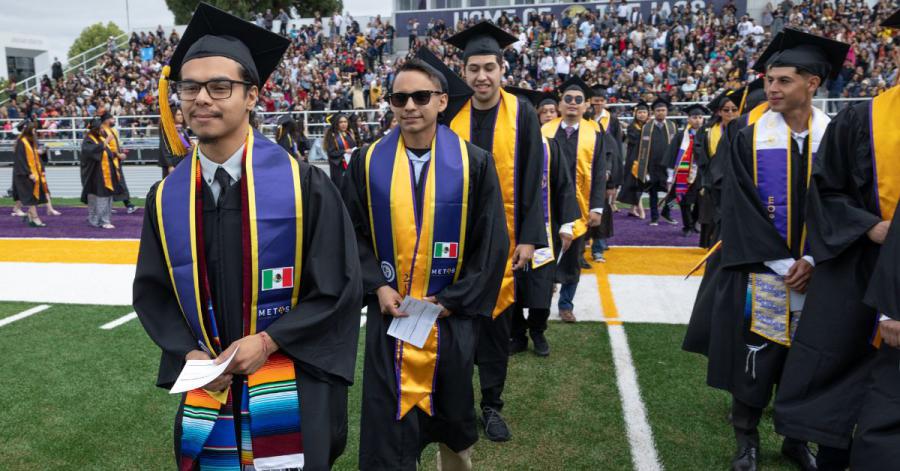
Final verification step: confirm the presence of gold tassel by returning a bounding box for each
[158,65,188,157]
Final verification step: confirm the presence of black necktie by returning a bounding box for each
[214,167,231,208]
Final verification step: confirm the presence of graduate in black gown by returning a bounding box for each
[345,57,509,471]
[158,108,191,178]
[662,104,707,236]
[775,14,900,470]
[618,101,650,217]
[540,76,608,324]
[714,29,849,471]
[275,114,302,160]
[443,21,548,442]
[132,5,362,470]
[505,86,580,357]
[323,113,356,189]
[637,98,678,225]
[588,84,624,262]
[12,119,49,227]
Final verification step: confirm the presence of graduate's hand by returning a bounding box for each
[29,174,37,182]
[219,334,273,376]
[376,285,407,318]
[512,244,535,270]
[784,258,813,293]
[424,296,451,318]
[589,212,603,227]
[879,320,900,348]
[867,221,891,245]
[559,232,573,253]
[186,350,233,392]
[168,166,175,173]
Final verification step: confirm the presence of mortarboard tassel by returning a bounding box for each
[158,65,188,157]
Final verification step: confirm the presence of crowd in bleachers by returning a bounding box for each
[1,0,897,139]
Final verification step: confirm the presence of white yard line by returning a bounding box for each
[0,304,51,327]
[607,323,663,471]
[100,312,138,330]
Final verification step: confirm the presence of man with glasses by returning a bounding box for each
[133,4,362,469]
[344,58,509,471]
[443,20,548,442]
[541,76,608,325]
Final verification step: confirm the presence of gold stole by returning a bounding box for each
[633,120,675,179]
[596,109,610,133]
[451,89,518,318]
[103,126,123,180]
[19,138,45,198]
[88,134,114,191]
[872,85,900,222]
[708,124,723,157]
[542,118,598,239]
[747,102,769,127]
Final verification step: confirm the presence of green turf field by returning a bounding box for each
[0,302,798,470]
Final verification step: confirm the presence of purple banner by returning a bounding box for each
[395,0,746,37]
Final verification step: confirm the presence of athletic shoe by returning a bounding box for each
[481,407,511,442]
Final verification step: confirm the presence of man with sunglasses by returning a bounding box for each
[443,20,549,442]
[344,58,509,470]
[541,76,609,325]
[133,4,363,469]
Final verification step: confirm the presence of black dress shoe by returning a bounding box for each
[579,257,591,269]
[732,446,758,471]
[509,337,528,355]
[781,440,817,471]
[530,331,550,357]
[481,407,511,442]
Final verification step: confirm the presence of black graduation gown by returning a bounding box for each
[553,123,608,285]
[158,128,189,176]
[708,122,810,409]
[12,137,47,206]
[133,159,362,471]
[79,135,120,203]
[694,124,717,247]
[467,97,549,250]
[683,120,741,356]
[663,129,700,207]
[592,120,624,240]
[853,210,900,468]
[619,122,645,206]
[325,131,356,190]
[515,138,580,308]
[277,132,299,159]
[647,121,674,187]
[342,141,509,468]
[774,103,882,449]
[105,130,130,202]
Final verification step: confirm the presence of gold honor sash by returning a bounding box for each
[542,118,598,239]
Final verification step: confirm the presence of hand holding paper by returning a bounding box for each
[170,346,239,395]
[387,296,441,348]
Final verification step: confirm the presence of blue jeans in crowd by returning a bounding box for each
[592,238,608,254]
[558,282,578,311]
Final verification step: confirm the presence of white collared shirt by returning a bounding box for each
[406,149,431,183]
[199,144,245,202]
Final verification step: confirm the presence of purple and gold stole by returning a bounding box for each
[365,124,469,419]
[156,127,305,470]
[748,107,830,346]
[451,89,518,318]
[869,85,900,348]
[531,137,555,269]
[542,117,598,240]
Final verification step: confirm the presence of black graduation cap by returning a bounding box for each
[504,86,557,109]
[414,47,474,124]
[752,28,849,80]
[634,100,650,111]
[740,77,767,114]
[88,117,103,131]
[651,97,670,110]
[708,89,741,111]
[100,112,112,122]
[445,20,518,60]
[16,118,34,132]
[683,104,709,116]
[882,7,900,28]
[278,114,295,126]
[556,75,593,98]
[591,84,609,99]
[166,2,290,85]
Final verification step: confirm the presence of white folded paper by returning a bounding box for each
[169,346,239,394]
[387,296,441,348]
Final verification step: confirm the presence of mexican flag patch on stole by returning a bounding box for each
[433,242,459,259]
[262,267,294,290]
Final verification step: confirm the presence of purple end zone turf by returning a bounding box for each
[607,207,700,248]
[0,206,144,239]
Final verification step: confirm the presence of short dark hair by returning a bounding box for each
[464,52,503,67]
[393,58,447,93]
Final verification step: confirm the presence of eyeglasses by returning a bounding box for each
[562,95,585,104]
[720,107,739,113]
[174,79,252,101]
[387,90,444,107]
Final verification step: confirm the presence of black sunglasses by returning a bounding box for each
[563,95,585,104]
[387,90,444,107]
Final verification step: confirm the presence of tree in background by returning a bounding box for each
[68,22,126,59]
[166,0,344,25]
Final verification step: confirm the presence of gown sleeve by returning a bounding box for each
[515,104,550,248]
[719,126,794,271]
[264,163,363,384]
[806,104,882,263]
[864,209,900,320]
[435,143,511,318]
[589,130,609,211]
[132,183,202,389]
[551,138,581,226]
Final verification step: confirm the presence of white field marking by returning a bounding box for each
[607,323,663,471]
[100,312,138,330]
[0,262,135,305]
[608,275,700,324]
[0,304,51,327]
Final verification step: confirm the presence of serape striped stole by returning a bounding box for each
[542,118,598,239]
[451,89,518,318]
[156,127,305,470]
[869,85,900,348]
[365,124,469,419]
[673,129,696,202]
[747,108,829,346]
